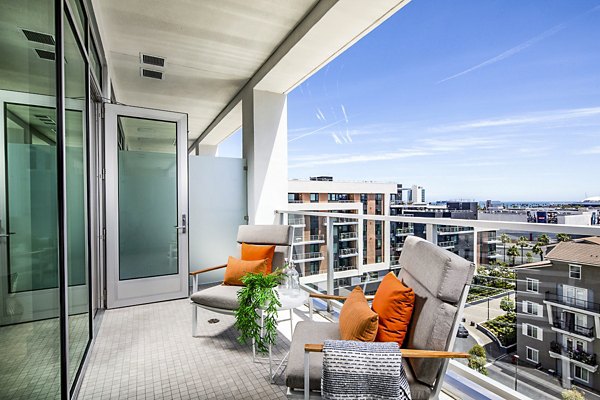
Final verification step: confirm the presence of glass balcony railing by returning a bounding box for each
[294,234,324,243]
[292,252,323,262]
[275,208,600,400]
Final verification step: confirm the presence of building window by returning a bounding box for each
[526,278,539,293]
[522,301,542,316]
[526,347,539,363]
[569,264,582,280]
[523,323,543,340]
[310,193,318,202]
[574,365,589,383]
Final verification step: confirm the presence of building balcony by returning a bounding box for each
[339,232,358,241]
[437,226,474,235]
[395,227,414,236]
[332,218,359,226]
[438,240,456,249]
[288,199,304,203]
[338,248,359,258]
[484,238,502,244]
[545,291,600,315]
[293,252,324,263]
[549,341,598,371]
[288,216,306,226]
[294,234,325,245]
[552,319,595,338]
[333,260,357,272]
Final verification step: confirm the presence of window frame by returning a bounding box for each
[574,365,589,383]
[526,278,539,293]
[526,347,539,363]
[569,264,582,280]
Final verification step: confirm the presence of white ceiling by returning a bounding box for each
[94,0,318,141]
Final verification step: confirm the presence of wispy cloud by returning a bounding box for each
[289,149,432,169]
[577,146,600,155]
[438,5,600,83]
[429,107,600,133]
[288,119,345,142]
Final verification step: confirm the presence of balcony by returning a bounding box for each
[288,216,306,227]
[338,247,359,258]
[395,227,414,236]
[549,341,598,370]
[438,240,457,249]
[333,260,357,272]
[294,234,325,245]
[437,226,474,235]
[545,291,600,314]
[339,232,358,241]
[552,319,595,338]
[332,217,359,226]
[293,251,324,263]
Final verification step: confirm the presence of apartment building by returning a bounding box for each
[287,178,399,277]
[516,239,600,390]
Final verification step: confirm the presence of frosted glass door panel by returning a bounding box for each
[118,117,177,280]
[189,156,246,285]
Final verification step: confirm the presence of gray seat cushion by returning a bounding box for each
[236,225,293,270]
[190,284,241,310]
[286,321,340,391]
[402,359,433,400]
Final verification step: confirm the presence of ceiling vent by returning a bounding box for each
[35,49,56,61]
[140,68,164,80]
[140,53,166,67]
[22,29,55,45]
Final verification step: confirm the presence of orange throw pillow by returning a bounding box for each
[372,272,415,346]
[223,256,267,286]
[339,286,379,341]
[241,243,276,272]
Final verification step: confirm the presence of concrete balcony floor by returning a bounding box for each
[79,299,456,400]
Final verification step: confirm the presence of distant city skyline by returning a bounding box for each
[219,0,600,202]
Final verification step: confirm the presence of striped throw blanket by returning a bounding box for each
[322,340,411,400]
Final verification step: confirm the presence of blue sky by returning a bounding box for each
[219,0,600,202]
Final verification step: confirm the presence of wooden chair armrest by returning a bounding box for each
[304,344,469,359]
[309,293,375,302]
[189,264,227,276]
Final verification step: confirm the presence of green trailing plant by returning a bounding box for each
[234,270,284,354]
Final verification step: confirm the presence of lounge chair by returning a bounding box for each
[286,235,475,399]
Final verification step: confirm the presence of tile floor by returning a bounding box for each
[78,299,304,399]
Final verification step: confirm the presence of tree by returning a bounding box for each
[532,243,544,261]
[526,251,534,263]
[500,233,511,263]
[500,296,515,315]
[517,236,529,264]
[562,387,585,400]
[557,233,572,242]
[507,245,519,266]
[537,234,550,246]
[468,344,488,376]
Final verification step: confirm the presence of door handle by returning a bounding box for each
[174,214,186,234]
[0,232,15,238]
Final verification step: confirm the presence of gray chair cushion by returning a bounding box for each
[236,225,293,270]
[286,321,340,391]
[401,269,457,387]
[190,285,242,310]
[399,236,474,303]
[402,359,433,400]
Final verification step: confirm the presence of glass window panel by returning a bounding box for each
[64,13,89,388]
[0,0,60,398]
[90,42,102,88]
[67,0,86,43]
[118,116,178,280]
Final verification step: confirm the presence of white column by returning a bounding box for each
[242,89,288,225]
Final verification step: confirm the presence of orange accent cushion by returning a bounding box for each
[372,272,415,346]
[339,286,379,341]
[223,256,267,286]
[241,243,276,272]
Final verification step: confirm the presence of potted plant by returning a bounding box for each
[234,269,284,353]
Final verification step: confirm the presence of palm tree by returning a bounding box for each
[532,243,544,261]
[526,251,534,263]
[517,236,528,264]
[507,245,520,266]
[500,233,511,263]
[537,234,550,246]
[557,233,571,242]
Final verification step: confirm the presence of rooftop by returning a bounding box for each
[546,241,600,267]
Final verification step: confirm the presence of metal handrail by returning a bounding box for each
[545,291,600,314]
[550,341,597,366]
[552,319,594,338]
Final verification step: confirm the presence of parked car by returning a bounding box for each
[457,323,469,338]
